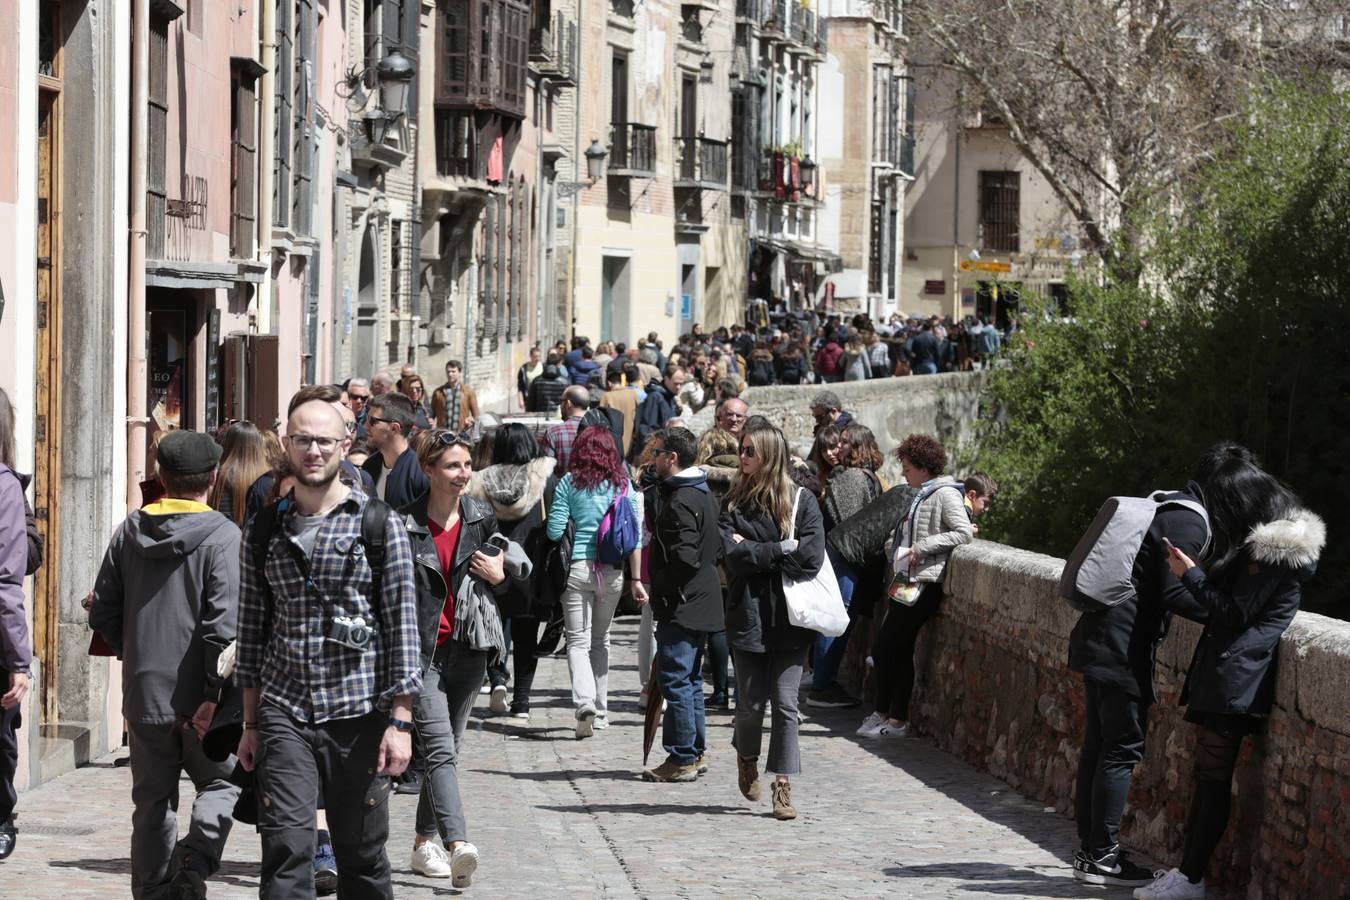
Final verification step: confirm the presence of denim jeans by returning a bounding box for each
[1074,678,1149,853]
[812,548,858,690]
[562,559,624,713]
[655,620,708,766]
[414,640,489,843]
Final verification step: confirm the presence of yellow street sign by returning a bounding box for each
[959,260,1012,273]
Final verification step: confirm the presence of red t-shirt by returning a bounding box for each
[428,517,463,646]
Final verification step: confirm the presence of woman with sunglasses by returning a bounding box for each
[405,376,432,432]
[401,430,524,887]
[546,426,645,739]
[721,425,825,821]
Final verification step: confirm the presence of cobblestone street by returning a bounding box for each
[5,619,1145,899]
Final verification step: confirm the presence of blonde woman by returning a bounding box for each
[209,421,272,526]
[720,425,824,820]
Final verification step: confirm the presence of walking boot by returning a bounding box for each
[737,755,761,802]
[0,816,17,860]
[771,779,797,821]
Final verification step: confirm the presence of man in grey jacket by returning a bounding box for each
[90,430,242,899]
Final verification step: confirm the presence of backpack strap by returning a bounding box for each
[1149,492,1212,557]
[250,498,286,633]
[360,497,393,631]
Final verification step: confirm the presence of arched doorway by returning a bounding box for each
[353,224,380,379]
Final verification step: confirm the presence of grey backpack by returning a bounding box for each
[1059,491,1210,612]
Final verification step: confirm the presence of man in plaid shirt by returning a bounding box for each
[541,385,590,472]
[235,387,422,899]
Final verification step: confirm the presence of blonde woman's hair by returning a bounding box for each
[696,427,739,466]
[725,426,796,535]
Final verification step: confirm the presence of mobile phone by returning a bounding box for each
[1162,537,1178,554]
[479,543,503,558]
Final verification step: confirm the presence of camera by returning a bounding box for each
[326,615,376,652]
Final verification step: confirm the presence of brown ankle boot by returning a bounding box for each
[737,755,762,802]
[772,779,796,820]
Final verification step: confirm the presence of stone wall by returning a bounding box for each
[844,541,1349,899]
[739,371,986,481]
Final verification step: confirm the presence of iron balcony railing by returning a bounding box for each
[608,122,657,175]
[675,136,729,187]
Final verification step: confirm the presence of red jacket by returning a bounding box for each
[814,341,844,376]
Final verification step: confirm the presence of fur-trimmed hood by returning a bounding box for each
[467,456,556,520]
[1246,508,1325,570]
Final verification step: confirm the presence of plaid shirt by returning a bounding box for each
[234,486,423,724]
[542,416,583,472]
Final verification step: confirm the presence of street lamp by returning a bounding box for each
[376,49,416,119]
[799,155,817,192]
[558,139,609,198]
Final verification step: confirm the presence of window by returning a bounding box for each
[434,0,528,118]
[365,0,384,70]
[979,171,1020,252]
[292,0,316,236]
[610,51,628,126]
[868,183,884,295]
[230,64,259,257]
[147,16,170,258]
[273,0,293,230]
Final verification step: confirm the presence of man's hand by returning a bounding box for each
[463,415,476,431]
[186,700,218,740]
[631,581,650,606]
[377,726,412,776]
[1,672,29,710]
[236,730,258,772]
[469,549,507,585]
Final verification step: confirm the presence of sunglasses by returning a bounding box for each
[739,445,756,458]
[432,429,475,448]
[651,447,676,456]
[366,415,396,426]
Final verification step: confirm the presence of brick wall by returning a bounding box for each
[839,541,1350,899]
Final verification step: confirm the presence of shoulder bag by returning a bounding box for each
[781,488,849,637]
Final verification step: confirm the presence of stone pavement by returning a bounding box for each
[3,619,1148,898]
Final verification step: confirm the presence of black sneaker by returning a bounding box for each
[804,684,859,708]
[0,817,16,861]
[1073,845,1156,887]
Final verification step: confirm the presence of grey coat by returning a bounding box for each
[89,504,241,724]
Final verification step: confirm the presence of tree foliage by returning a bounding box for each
[906,0,1347,283]
[969,81,1350,616]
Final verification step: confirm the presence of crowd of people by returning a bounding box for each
[0,328,1324,900]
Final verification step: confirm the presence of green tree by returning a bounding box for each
[971,82,1349,616]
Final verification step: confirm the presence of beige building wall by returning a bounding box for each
[902,66,1081,320]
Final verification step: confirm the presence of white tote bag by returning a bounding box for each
[781,488,850,637]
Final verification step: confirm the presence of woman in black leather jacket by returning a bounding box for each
[399,430,520,888]
[1134,458,1324,900]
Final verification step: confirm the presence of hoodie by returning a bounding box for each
[89,499,242,724]
[1178,508,1325,718]
[0,466,31,675]
[649,468,724,632]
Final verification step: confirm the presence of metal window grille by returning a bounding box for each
[979,171,1020,252]
[147,17,169,259]
[390,219,404,314]
[868,181,884,294]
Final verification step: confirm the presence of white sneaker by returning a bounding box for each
[593,714,610,730]
[410,842,452,878]
[856,712,886,737]
[1134,868,1205,900]
[879,720,909,738]
[489,685,509,715]
[449,842,480,889]
[576,704,596,739]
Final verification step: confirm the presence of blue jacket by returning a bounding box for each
[363,446,431,510]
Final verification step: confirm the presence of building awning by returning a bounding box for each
[762,238,842,274]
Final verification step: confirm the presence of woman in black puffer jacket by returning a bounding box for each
[1134,457,1325,900]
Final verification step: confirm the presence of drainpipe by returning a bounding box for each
[257,0,277,334]
[951,106,960,322]
[127,0,149,511]
[567,0,583,342]
[534,73,547,372]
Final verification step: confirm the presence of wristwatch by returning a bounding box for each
[387,717,415,733]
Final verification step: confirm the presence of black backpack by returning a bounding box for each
[249,496,394,628]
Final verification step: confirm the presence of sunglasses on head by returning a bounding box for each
[432,430,475,448]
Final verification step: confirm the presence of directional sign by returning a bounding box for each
[959,260,1013,273]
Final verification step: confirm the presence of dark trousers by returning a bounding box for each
[0,670,19,822]
[1180,723,1245,881]
[872,582,943,721]
[1074,678,1149,853]
[510,616,542,708]
[704,630,730,698]
[256,703,393,900]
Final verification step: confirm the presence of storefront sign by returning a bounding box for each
[205,308,220,428]
[924,279,946,295]
[960,260,1012,274]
